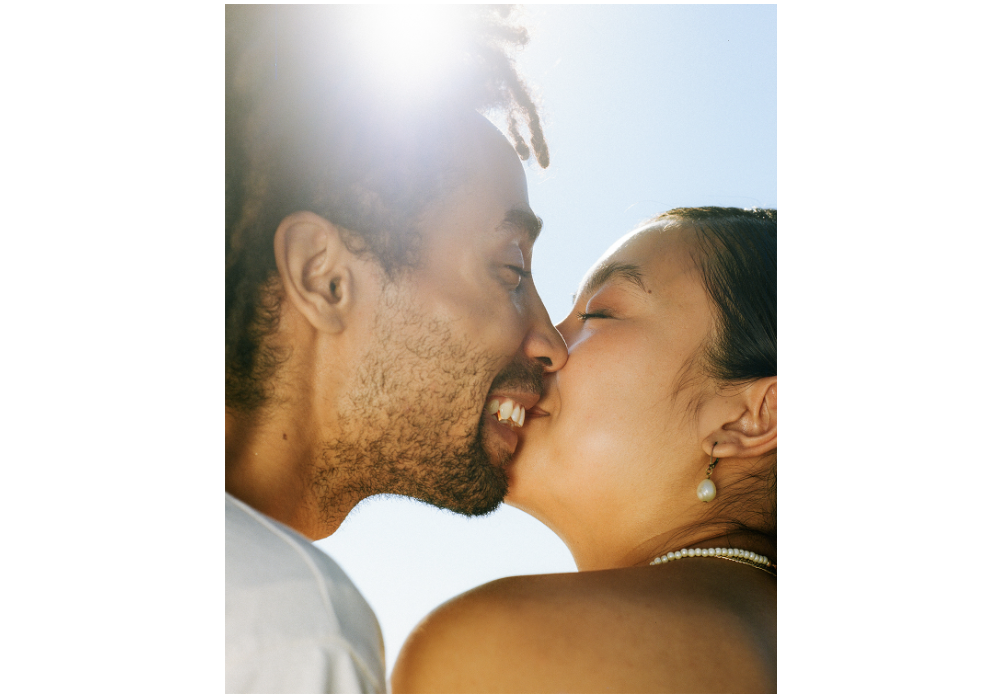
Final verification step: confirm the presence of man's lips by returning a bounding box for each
[483,358,546,424]
[484,392,543,428]
[479,390,543,458]
[479,358,547,457]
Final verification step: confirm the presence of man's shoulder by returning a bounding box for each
[225,493,387,693]
[225,493,373,627]
[225,493,349,585]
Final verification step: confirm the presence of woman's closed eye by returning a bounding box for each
[576,309,612,321]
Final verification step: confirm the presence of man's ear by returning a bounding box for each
[701,377,777,460]
[273,211,357,334]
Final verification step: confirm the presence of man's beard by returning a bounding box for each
[309,284,544,525]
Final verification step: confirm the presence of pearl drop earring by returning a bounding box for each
[697,443,718,502]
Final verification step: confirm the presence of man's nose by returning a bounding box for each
[521,286,568,372]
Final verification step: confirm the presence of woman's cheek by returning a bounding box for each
[569,406,641,467]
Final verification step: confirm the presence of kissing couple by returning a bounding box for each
[226,6,775,693]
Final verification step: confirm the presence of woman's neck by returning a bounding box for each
[570,526,776,571]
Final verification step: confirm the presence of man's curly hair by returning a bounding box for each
[226,5,549,414]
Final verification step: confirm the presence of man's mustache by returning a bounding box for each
[488,357,546,398]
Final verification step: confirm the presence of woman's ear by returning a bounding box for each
[273,211,357,334]
[701,377,777,459]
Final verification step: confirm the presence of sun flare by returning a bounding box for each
[344,6,472,103]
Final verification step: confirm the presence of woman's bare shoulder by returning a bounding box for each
[391,564,775,694]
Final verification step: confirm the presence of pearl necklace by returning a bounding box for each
[650,547,777,576]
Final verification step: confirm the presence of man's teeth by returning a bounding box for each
[487,398,525,427]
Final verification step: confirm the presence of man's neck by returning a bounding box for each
[225,407,357,540]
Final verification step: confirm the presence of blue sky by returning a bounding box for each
[316,4,777,677]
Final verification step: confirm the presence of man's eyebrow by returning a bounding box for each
[499,207,543,244]
[573,261,647,304]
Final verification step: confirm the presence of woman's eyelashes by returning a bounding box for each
[576,308,612,321]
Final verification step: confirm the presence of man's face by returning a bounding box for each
[325,116,568,516]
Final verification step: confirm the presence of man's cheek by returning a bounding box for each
[484,316,525,356]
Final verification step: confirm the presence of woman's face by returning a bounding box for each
[506,221,716,563]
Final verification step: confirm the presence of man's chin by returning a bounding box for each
[406,423,510,518]
[479,411,519,466]
[433,425,508,517]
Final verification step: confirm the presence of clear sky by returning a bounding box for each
[316,4,777,678]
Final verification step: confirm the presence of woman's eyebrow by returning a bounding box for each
[573,261,647,304]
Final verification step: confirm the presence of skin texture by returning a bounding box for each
[225,115,568,540]
[392,220,777,693]
[393,563,776,694]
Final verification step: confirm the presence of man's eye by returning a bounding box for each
[504,265,529,289]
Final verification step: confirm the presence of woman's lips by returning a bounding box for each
[524,404,548,419]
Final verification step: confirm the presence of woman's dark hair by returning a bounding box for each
[226,5,549,414]
[652,206,777,545]
[655,206,776,385]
